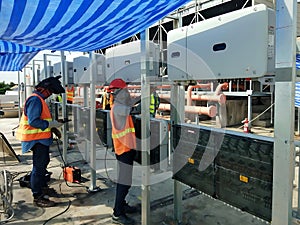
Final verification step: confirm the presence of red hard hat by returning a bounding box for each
[109,78,127,90]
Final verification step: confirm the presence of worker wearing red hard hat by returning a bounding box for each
[109,78,128,90]
[108,78,140,224]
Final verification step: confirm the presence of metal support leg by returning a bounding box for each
[272,0,297,224]
[60,51,68,164]
[88,52,100,192]
[141,29,151,225]
[171,84,185,224]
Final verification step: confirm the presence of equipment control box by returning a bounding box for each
[40,65,54,80]
[134,116,169,171]
[105,40,160,83]
[168,4,275,81]
[73,55,106,84]
[53,61,74,84]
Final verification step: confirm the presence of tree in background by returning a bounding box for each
[0,81,15,95]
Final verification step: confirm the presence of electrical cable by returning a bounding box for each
[42,137,114,224]
[55,139,104,191]
[91,129,116,184]
[54,139,87,188]
[55,139,68,168]
[237,103,275,129]
[42,200,71,225]
[104,146,116,184]
[41,139,85,225]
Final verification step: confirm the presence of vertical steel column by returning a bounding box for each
[172,84,185,224]
[32,60,44,87]
[89,51,97,191]
[247,90,252,130]
[23,69,27,100]
[17,71,21,121]
[32,62,36,88]
[159,20,164,77]
[83,86,90,162]
[141,29,151,225]
[271,86,274,125]
[60,51,68,163]
[171,13,184,225]
[272,0,297,224]
[25,74,32,98]
[43,54,48,79]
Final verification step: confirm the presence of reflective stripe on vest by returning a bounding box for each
[112,127,135,139]
[16,94,52,141]
[110,107,136,155]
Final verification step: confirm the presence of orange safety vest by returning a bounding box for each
[66,86,74,103]
[102,92,114,110]
[16,94,52,141]
[110,106,136,155]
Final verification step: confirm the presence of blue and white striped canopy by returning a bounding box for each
[0,51,38,71]
[0,40,40,53]
[296,82,300,107]
[0,0,190,52]
[0,40,40,71]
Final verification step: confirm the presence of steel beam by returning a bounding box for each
[272,0,297,224]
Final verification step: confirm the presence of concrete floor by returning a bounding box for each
[1,117,299,225]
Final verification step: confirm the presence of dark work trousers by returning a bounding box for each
[31,143,50,198]
[113,150,135,216]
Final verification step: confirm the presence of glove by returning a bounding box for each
[48,120,63,128]
[51,127,62,139]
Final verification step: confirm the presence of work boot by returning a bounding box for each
[112,213,135,225]
[124,204,138,214]
[33,195,56,207]
[42,187,60,197]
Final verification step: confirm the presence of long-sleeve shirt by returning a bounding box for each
[21,91,53,153]
[111,103,132,130]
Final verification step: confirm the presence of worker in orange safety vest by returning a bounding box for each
[16,76,65,208]
[66,85,74,104]
[101,87,113,110]
[108,78,140,224]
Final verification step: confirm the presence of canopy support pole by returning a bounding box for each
[272,0,297,224]
[60,51,68,163]
[171,14,185,225]
[89,51,99,192]
[141,29,151,225]
[17,71,21,121]
[172,84,185,224]
[43,54,48,79]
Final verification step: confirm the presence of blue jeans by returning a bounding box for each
[31,143,50,198]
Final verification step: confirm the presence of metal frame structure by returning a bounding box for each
[32,59,45,86]
[43,53,60,79]
[167,0,298,225]
[22,65,32,101]
[18,0,298,224]
[272,0,297,224]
